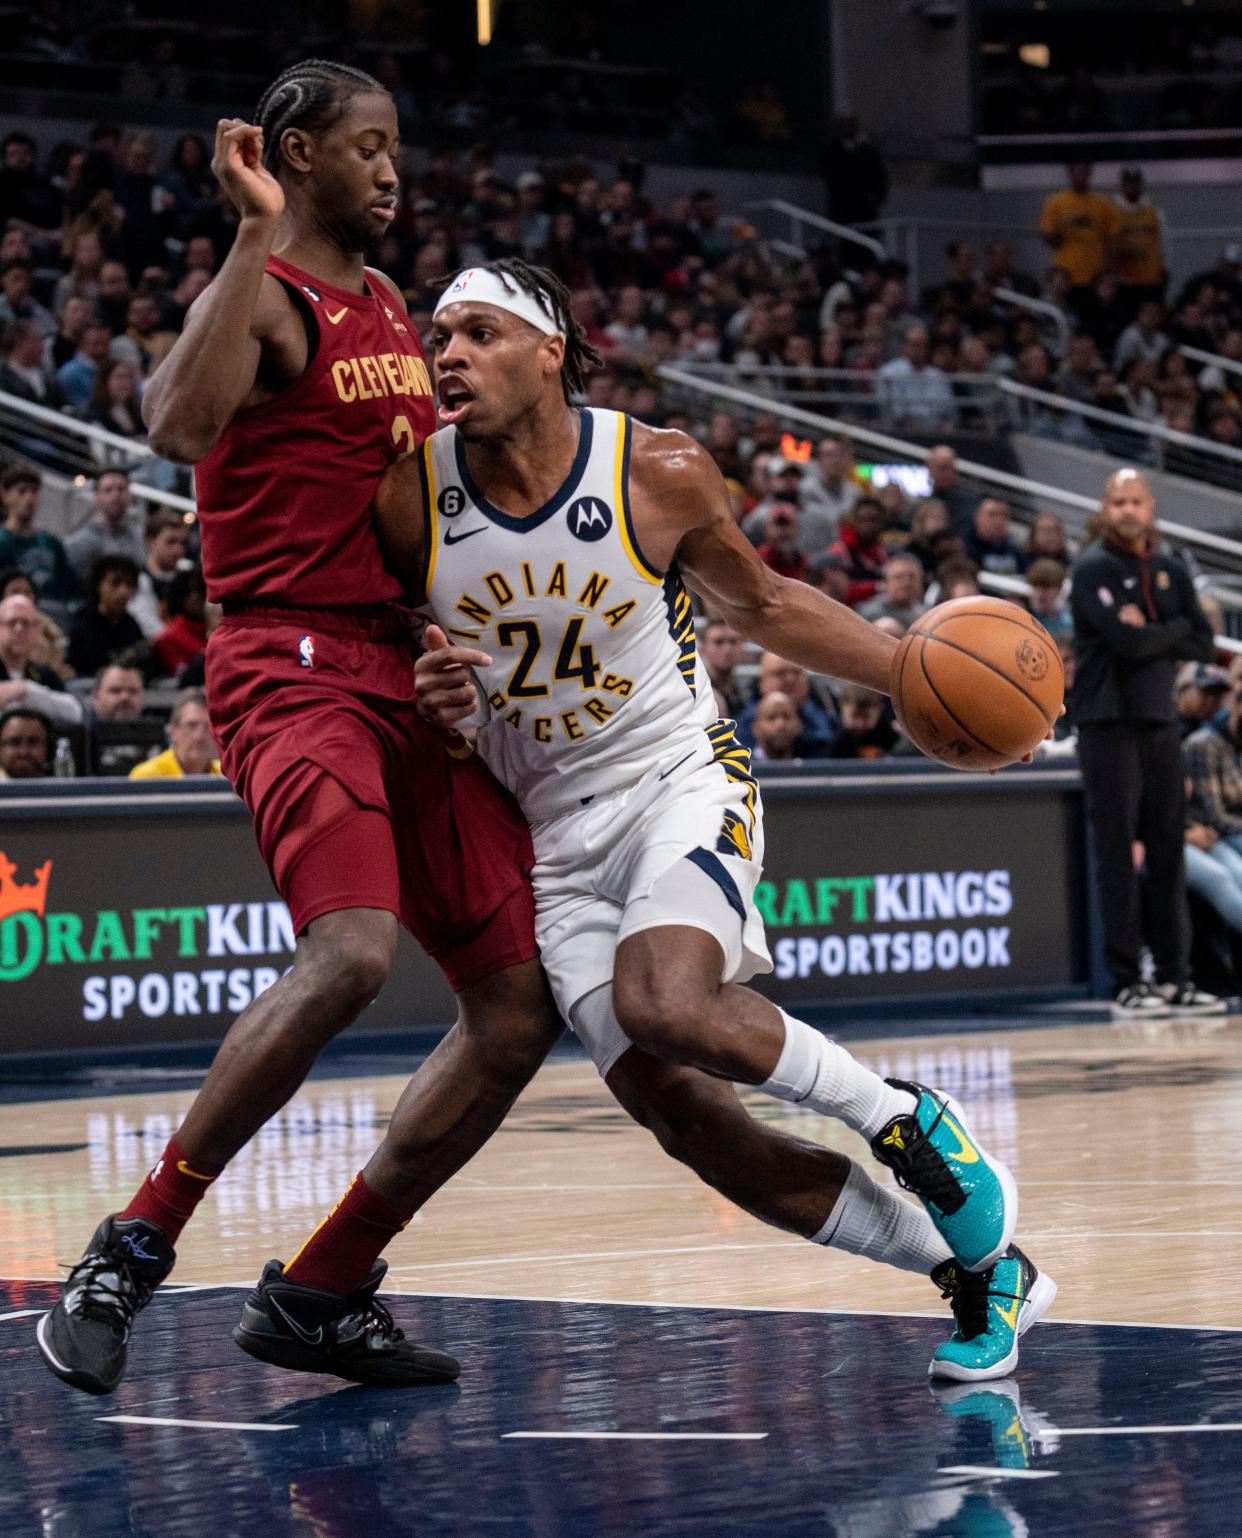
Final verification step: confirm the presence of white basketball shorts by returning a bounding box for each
[530,738,772,1077]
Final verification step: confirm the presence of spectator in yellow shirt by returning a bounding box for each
[129,688,221,779]
[1111,166,1167,310]
[1040,163,1119,304]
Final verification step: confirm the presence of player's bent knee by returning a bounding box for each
[612,976,711,1064]
[332,944,393,1008]
[300,913,397,1010]
[456,962,565,1076]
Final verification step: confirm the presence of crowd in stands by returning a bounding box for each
[1,117,1239,790]
[3,121,1242,493]
[0,460,215,780]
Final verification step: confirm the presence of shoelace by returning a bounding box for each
[341,1294,406,1347]
[62,1252,149,1334]
[939,1267,1024,1342]
[885,1102,962,1212]
[939,1268,991,1340]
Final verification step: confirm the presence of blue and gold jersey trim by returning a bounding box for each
[663,565,698,697]
[615,414,662,584]
[455,409,594,532]
[705,717,757,855]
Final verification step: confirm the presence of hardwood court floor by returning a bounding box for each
[1,1014,1239,1330]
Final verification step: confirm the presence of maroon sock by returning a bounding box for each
[118,1134,220,1246]
[283,1172,411,1294]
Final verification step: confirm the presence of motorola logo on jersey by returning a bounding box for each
[567,497,613,542]
[438,487,466,518]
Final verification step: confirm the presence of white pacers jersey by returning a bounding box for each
[420,409,719,821]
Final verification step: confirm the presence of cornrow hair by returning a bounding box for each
[438,258,604,404]
[254,58,388,176]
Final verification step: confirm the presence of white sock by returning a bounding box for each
[759,1010,916,1139]
[813,1159,951,1275]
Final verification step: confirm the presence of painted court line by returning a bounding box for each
[0,1308,45,1322]
[388,1239,804,1273]
[940,1465,1058,1481]
[1021,1230,1242,1241]
[8,1277,1241,1334]
[99,1415,297,1433]
[503,1431,767,1442]
[1033,1423,1242,1439]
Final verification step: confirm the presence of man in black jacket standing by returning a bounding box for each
[1072,468,1224,1018]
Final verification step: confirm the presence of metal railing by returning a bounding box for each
[755,198,1242,326]
[998,378,1242,492]
[745,200,887,266]
[656,364,1242,575]
[668,361,1242,494]
[666,361,1002,430]
[1178,344,1242,382]
[0,389,196,520]
[993,287,1070,355]
[974,568,1242,658]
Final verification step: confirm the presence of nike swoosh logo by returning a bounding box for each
[994,1296,1022,1330]
[935,1111,979,1165]
[325,306,348,325]
[657,751,696,781]
[176,1159,215,1181]
[269,1296,324,1346]
[443,525,487,545]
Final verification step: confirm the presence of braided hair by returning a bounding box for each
[254,59,388,177]
[440,258,603,404]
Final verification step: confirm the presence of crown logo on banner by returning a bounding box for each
[0,853,53,922]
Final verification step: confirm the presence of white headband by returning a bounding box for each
[433,267,563,337]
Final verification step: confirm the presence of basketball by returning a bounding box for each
[892,596,1065,771]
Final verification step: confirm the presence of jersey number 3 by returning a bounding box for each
[391,415,417,458]
[495,617,600,699]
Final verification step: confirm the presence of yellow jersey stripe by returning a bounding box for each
[614,413,662,585]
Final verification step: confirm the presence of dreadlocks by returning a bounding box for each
[254,59,388,177]
[448,258,604,404]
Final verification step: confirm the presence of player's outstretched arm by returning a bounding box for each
[634,428,899,694]
[143,121,289,463]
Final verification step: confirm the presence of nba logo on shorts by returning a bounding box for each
[298,635,315,669]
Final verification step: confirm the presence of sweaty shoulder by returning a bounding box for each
[626,420,731,572]
[628,420,716,491]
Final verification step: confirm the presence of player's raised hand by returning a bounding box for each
[415,624,492,728]
[212,119,285,221]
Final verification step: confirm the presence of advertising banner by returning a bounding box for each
[0,810,456,1053]
[0,774,1089,1054]
[756,779,1088,1009]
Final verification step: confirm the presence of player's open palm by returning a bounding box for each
[212,119,285,221]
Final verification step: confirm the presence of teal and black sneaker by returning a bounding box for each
[870,1078,1017,1271]
[929,1245,1057,1382]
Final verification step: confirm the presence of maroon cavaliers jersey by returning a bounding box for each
[195,255,435,607]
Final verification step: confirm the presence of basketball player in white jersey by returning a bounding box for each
[376,260,1055,1381]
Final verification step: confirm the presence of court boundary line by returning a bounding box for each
[7,1277,1235,1334]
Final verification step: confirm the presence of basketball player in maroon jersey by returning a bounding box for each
[37,60,564,1396]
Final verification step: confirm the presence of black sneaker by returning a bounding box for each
[233,1259,460,1386]
[1156,982,1228,1016]
[1111,983,1172,1020]
[36,1215,176,1395]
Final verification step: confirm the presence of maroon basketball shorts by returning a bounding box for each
[206,605,537,992]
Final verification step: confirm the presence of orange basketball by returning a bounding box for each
[891,596,1064,771]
